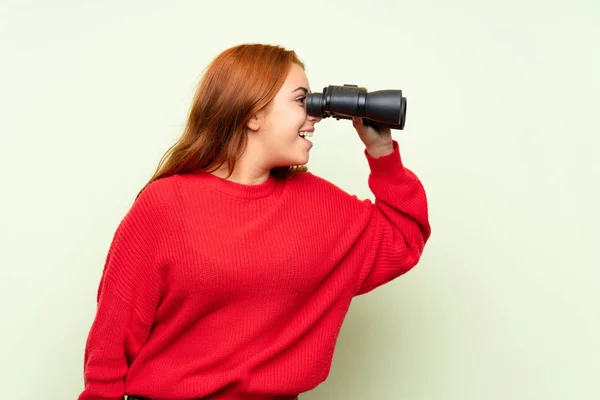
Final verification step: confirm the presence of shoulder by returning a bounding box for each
[288,171,360,196]
[286,171,340,190]
[285,171,373,214]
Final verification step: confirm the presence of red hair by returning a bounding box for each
[137,43,307,199]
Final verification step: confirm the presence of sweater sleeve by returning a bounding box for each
[78,179,174,400]
[354,140,431,296]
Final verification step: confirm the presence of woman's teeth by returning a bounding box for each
[299,131,313,138]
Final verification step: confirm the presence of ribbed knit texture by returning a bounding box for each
[78,140,431,400]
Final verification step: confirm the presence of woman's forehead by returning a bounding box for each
[282,64,310,92]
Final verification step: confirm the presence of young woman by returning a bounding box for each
[78,43,431,400]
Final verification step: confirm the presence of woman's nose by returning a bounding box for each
[308,114,322,123]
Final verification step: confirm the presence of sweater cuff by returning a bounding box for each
[364,140,406,179]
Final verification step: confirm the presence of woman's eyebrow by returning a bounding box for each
[292,86,309,94]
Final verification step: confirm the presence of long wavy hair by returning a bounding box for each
[136,43,307,199]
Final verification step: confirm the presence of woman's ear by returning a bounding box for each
[246,112,261,132]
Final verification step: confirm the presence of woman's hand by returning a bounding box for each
[352,117,394,158]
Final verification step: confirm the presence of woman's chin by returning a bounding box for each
[296,153,310,165]
[278,155,309,168]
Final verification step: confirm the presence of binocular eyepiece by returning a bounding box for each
[305,84,407,130]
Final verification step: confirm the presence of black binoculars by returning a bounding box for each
[306,84,407,130]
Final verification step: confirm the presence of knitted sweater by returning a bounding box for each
[78,140,431,400]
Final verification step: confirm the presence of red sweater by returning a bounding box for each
[79,140,431,400]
